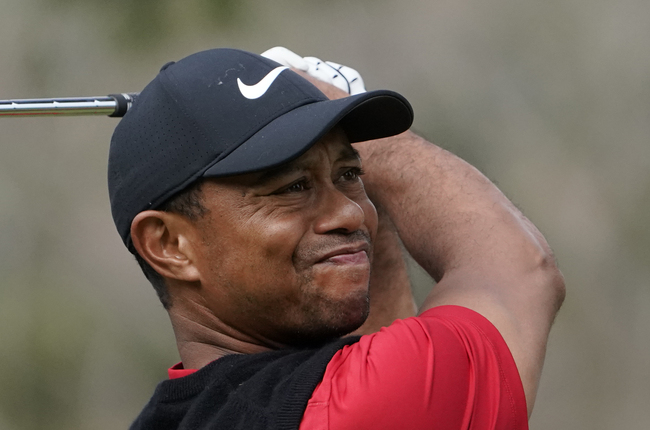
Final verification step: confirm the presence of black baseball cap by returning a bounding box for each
[108,48,413,250]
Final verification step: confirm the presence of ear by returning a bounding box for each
[130,210,201,283]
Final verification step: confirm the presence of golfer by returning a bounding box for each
[108,47,565,429]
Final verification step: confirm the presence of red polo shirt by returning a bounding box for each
[169,305,528,429]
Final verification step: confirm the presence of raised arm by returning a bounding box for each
[354,130,565,416]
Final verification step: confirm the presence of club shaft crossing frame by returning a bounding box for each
[0,93,139,117]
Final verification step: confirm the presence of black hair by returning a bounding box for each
[130,180,208,309]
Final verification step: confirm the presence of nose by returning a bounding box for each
[313,186,366,235]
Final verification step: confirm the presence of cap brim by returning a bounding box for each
[202,89,413,177]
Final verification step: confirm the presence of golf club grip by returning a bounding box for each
[109,93,139,117]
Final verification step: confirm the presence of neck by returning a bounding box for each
[167,302,278,370]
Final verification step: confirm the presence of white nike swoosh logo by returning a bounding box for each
[237,66,289,100]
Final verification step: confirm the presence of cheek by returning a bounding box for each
[202,212,310,287]
[244,213,312,277]
[257,218,306,261]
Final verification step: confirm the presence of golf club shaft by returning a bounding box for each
[0,93,138,117]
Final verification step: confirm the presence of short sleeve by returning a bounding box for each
[299,305,528,430]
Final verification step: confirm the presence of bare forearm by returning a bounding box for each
[355,130,565,414]
[355,131,553,283]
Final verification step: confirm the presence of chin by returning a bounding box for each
[284,291,370,347]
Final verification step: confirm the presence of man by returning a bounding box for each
[108,47,565,429]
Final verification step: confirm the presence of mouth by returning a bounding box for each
[315,243,370,265]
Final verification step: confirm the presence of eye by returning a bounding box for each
[274,178,311,194]
[286,182,307,192]
[340,167,364,182]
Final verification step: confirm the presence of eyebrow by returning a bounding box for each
[252,145,361,186]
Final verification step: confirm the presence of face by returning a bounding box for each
[189,128,378,347]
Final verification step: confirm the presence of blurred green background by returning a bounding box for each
[1,0,649,428]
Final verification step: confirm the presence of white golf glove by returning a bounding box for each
[261,46,366,95]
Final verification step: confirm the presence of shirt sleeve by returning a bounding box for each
[299,305,528,430]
